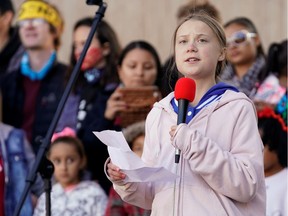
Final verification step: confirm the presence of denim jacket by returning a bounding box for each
[0,123,43,216]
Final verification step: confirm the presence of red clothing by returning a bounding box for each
[105,187,150,216]
[0,156,5,216]
[21,77,41,142]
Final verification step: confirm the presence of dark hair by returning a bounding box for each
[177,1,221,23]
[224,17,265,57]
[258,109,287,168]
[266,40,287,77]
[69,17,121,88]
[118,40,162,88]
[48,136,87,177]
[0,0,14,14]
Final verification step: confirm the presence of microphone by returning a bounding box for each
[174,77,196,163]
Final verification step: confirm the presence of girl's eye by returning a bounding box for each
[67,158,75,164]
[52,159,61,165]
[198,38,207,43]
[179,40,187,44]
[127,64,136,69]
[144,65,154,70]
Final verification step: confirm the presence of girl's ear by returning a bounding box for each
[117,65,124,82]
[80,157,87,170]
[117,65,121,75]
[2,11,14,26]
[218,47,226,61]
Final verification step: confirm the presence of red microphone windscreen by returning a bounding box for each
[174,77,196,102]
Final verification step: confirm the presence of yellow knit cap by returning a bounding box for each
[17,0,63,30]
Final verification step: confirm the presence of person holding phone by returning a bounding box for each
[104,40,162,128]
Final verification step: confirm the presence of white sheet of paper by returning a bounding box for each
[93,130,178,183]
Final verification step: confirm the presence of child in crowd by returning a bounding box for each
[106,12,265,215]
[33,127,107,216]
[258,107,287,216]
[105,121,151,216]
[254,40,287,111]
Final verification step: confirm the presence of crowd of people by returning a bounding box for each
[0,0,286,215]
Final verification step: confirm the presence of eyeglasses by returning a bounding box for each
[226,31,256,47]
[18,18,46,28]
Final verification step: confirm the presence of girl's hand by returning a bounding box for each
[104,88,127,120]
[107,162,126,181]
[169,125,177,141]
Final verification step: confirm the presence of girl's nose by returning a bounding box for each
[59,162,68,170]
[187,41,198,52]
[135,66,144,76]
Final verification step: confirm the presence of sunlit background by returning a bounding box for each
[11,0,288,64]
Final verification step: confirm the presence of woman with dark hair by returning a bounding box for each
[56,17,121,194]
[117,40,162,88]
[104,40,162,128]
[69,18,121,88]
[220,17,267,98]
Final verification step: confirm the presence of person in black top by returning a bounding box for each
[1,0,67,153]
[0,0,24,78]
[56,17,121,194]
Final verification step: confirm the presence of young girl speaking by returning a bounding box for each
[106,12,266,216]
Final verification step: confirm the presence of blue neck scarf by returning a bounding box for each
[20,51,56,81]
[84,68,102,84]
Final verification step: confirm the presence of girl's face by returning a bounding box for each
[118,48,158,87]
[49,142,84,188]
[175,20,225,81]
[73,25,106,70]
[225,23,259,66]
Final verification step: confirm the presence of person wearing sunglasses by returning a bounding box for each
[0,0,67,154]
[220,17,267,98]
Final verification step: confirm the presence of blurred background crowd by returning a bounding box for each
[0,0,287,216]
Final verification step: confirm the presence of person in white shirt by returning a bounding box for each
[258,107,288,216]
[33,127,107,216]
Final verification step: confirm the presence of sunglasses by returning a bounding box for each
[226,31,256,47]
[18,18,46,28]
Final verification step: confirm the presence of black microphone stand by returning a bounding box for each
[13,1,107,216]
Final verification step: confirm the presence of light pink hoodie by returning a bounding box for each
[110,90,266,216]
